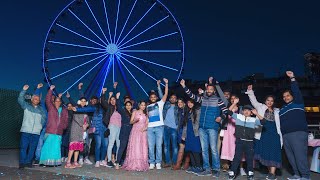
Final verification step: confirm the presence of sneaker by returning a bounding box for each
[61,158,64,163]
[287,175,301,180]
[79,158,84,165]
[228,171,236,180]
[266,173,277,180]
[106,161,114,168]
[192,167,204,174]
[300,178,311,180]
[196,169,212,176]
[240,168,247,176]
[84,158,93,165]
[115,163,120,170]
[247,171,254,180]
[149,164,155,170]
[162,163,171,168]
[100,160,107,167]
[33,160,40,166]
[212,170,220,178]
[185,167,194,174]
[95,161,100,168]
[156,163,161,170]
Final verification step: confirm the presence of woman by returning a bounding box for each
[61,103,74,162]
[220,95,246,175]
[40,85,68,166]
[182,99,202,174]
[65,97,89,168]
[173,98,189,170]
[246,85,282,180]
[122,101,149,171]
[115,93,133,169]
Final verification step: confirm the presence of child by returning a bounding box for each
[226,98,262,180]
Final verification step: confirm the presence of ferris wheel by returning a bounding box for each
[42,0,185,99]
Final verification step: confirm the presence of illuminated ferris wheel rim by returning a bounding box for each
[42,0,185,97]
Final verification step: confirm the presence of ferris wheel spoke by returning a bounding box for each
[56,23,106,48]
[120,50,181,53]
[62,55,108,94]
[115,0,138,45]
[116,54,148,96]
[99,56,113,95]
[116,53,165,86]
[51,54,108,80]
[102,0,113,43]
[48,41,106,51]
[117,2,156,46]
[118,15,169,48]
[68,9,108,46]
[47,51,107,62]
[113,0,121,43]
[84,0,110,44]
[112,54,115,83]
[119,52,178,72]
[119,32,178,50]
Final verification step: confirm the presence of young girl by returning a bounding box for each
[122,101,149,171]
[65,97,89,168]
[182,99,202,174]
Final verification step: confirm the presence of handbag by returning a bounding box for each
[104,129,110,138]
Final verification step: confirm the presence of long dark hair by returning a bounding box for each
[124,101,133,118]
[137,100,147,115]
[264,95,276,109]
[109,96,117,114]
[183,99,197,126]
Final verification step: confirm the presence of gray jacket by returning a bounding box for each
[182,108,200,139]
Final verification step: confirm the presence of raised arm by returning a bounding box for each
[245,85,263,109]
[180,79,202,103]
[214,81,228,106]
[45,85,56,111]
[100,88,109,110]
[78,83,84,98]
[287,71,304,104]
[18,85,29,109]
[66,91,76,106]
[157,80,164,99]
[74,106,96,113]
[161,78,169,102]
[115,92,125,114]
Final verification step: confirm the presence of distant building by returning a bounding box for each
[304,52,320,83]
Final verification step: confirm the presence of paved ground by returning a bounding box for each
[0,149,319,180]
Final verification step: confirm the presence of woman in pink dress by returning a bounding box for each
[122,101,149,171]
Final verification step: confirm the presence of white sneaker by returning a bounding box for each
[84,158,93,165]
[149,164,155,170]
[61,157,64,163]
[95,161,100,168]
[79,158,84,165]
[100,160,107,167]
[156,163,161,170]
[240,168,247,176]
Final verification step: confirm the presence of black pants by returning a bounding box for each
[283,131,310,179]
[116,138,129,164]
[189,152,201,168]
[230,139,254,174]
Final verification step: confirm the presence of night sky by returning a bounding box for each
[1,0,320,92]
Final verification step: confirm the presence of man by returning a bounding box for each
[147,78,169,170]
[157,80,179,168]
[180,79,228,177]
[18,84,46,169]
[280,71,310,180]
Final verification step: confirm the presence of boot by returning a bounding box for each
[182,154,190,170]
[172,150,184,170]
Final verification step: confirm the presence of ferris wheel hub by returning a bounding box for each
[106,43,119,55]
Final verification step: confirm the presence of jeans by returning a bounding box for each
[147,126,164,164]
[230,139,254,173]
[19,132,40,165]
[283,131,310,179]
[107,125,120,161]
[94,130,108,162]
[116,138,129,164]
[35,127,46,161]
[163,126,178,164]
[199,128,220,171]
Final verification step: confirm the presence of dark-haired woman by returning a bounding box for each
[122,101,149,171]
[115,93,134,169]
[65,97,90,168]
[182,99,202,174]
[40,85,68,166]
[246,85,282,180]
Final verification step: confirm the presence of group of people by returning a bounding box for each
[17,71,310,180]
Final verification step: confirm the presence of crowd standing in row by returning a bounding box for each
[17,71,310,180]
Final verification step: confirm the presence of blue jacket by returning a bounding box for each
[184,87,227,130]
[18,90,46,135]
[279,81,308,135]
[76,105,106,134]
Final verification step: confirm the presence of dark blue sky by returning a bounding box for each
[1,0,320,91]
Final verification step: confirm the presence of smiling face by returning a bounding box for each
[110,97,116,106]
[169,94,177,104]
[139,102,146,111]
[67,103,73,110]
[125,102,133,111]
[177,99,185,108]
[54,97,62,108]
[79,98,87,107]
[31,95,40,106]
[230,95,238,104]
[206,85,215,97]
[243,109,252,117]
[265,96,274,108]
[283,91,293,104]
[187,100,194,109]
[90,98,98,105]
[149,94,158,103]
[224,91,231,100]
